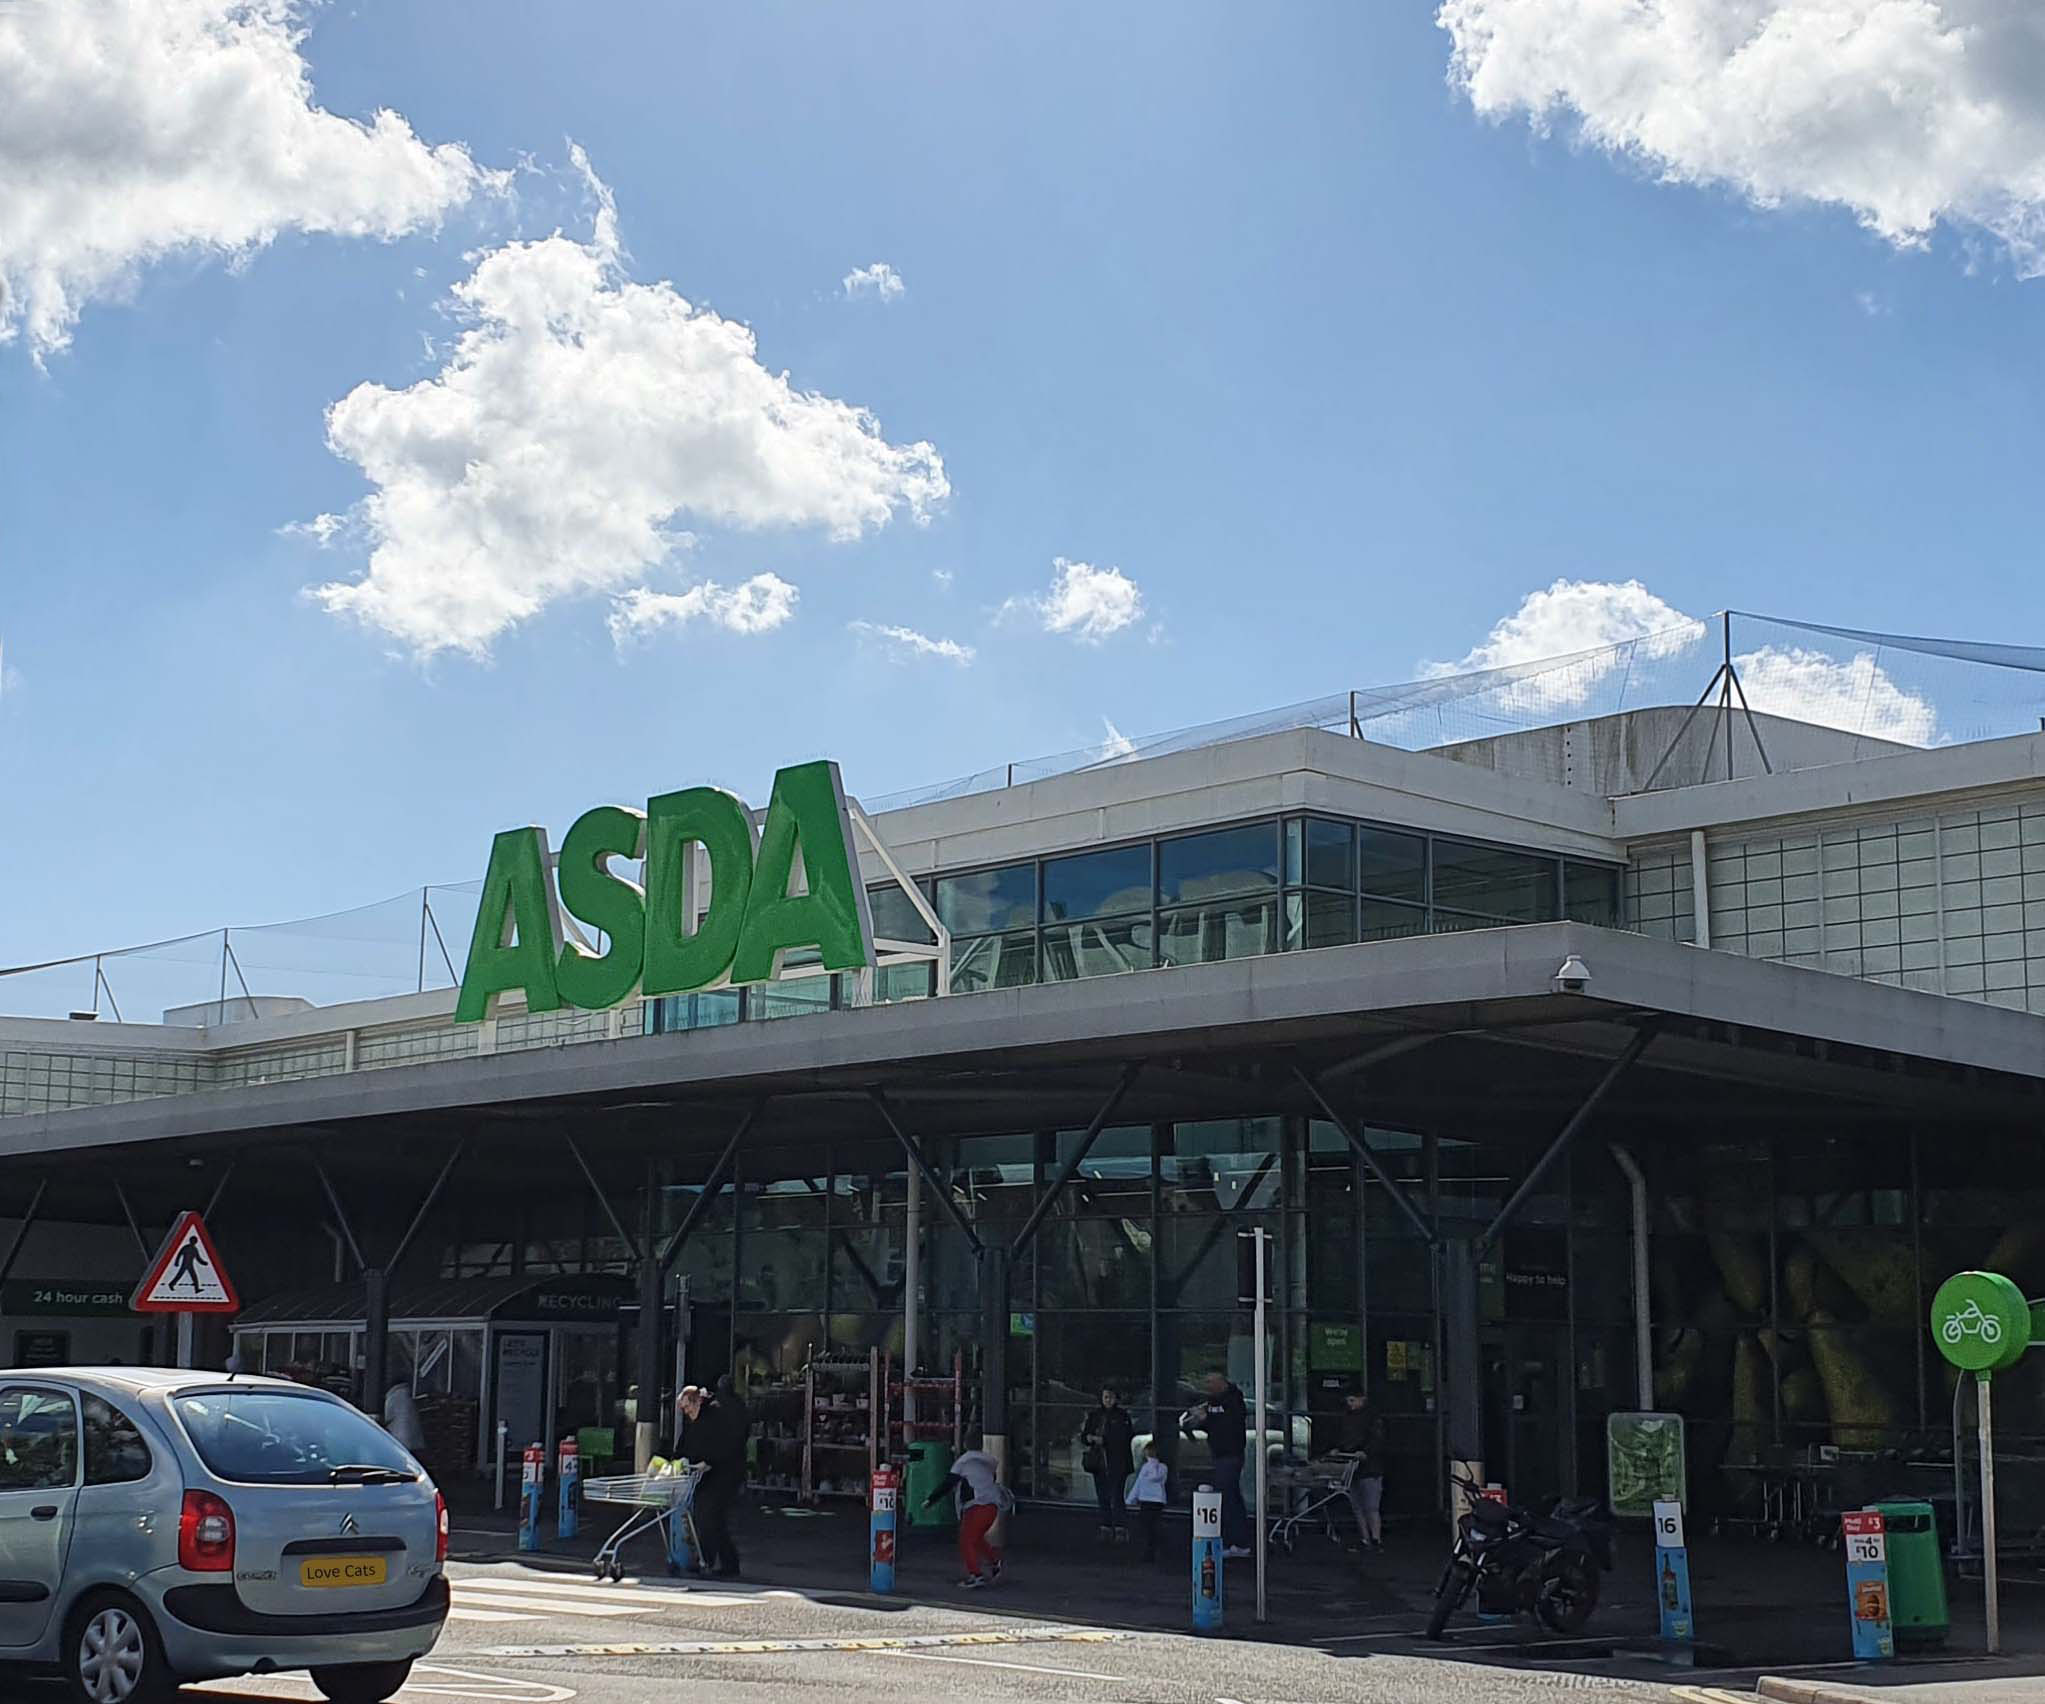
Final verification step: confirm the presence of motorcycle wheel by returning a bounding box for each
[1534,1559,1600,1635]
[1426,1562,1475,1640]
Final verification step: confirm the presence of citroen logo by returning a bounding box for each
[339,1513,359,1536]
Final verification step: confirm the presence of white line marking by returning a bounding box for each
[867,1650,1125,1682]
[455,1576,754,1608]
[449,1607,542,1623]
[450,1594,643,1618]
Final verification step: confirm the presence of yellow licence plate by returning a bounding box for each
[299,1556,388,1590]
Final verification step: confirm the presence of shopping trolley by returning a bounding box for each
[1269,1456,1360,1554]
[582,1465,707,1581]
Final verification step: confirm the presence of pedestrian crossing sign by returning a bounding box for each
[132,1210,240,1314]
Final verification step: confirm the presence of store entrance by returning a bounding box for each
[1481,1324,1571,1507]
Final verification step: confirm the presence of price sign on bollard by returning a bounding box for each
[518,1443,544,1553]
[870,1464,900,1594]
[1653,1499,1694,1652]
[1191,1486,1224,1635]
[1843,1510,1895,1661]
[557,1437,581,1542]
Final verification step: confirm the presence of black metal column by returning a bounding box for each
[363,1268,390,1415]
[636,1247,665,1468]
[980,1244,1010,1477]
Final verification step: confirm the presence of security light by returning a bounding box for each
[1552,954,1591,995]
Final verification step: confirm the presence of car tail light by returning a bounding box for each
[435,1491,449,1564]
[179,1490,235,1572]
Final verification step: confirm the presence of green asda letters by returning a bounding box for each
[456,760,872,1024]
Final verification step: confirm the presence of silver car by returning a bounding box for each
[0,1367,447,1704]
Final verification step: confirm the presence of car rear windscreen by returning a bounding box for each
[174,1389,416,1485]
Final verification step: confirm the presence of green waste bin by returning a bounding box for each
[905,1441,955,1531]
[1870,1501,1948,1650]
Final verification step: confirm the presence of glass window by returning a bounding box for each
[1432,841,1558,922]
[174,1389,416,1486]
[867,883,935,946]
[83,1395,153,1487]
[1158,823,1279,905]
[1043,844,1152,922]
[1360,898,1427,942]
[751,977,833,1021]
[1358,829,1426,903]
[950,930,1038,993]
[936,865,1036,934]
[1285,819,1356,891]
[1284,890,1356,952]
[1042,915,1154,982]
[1157,898,1276,966]
[1565,862,1622,927]
[0,1388,77,1490]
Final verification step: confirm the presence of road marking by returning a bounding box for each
[482,1627,1127,1660]
[450,1593,644,1619]
[193,1663,575,1701]
[455,1575,756,1608]
[450,1606,546,1624]
[868,1649,1125,1681]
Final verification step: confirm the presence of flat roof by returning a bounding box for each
[4,924,2037,1179]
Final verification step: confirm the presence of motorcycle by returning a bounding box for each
[1425,1474,1614,1640]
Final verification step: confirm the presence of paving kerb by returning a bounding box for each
[1759,1673,2045,1704]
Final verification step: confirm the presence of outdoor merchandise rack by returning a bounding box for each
[803,1349,881,1503]
[745,1377,807,1496]
[886,1350,965,1462]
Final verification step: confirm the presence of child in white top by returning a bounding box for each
[1131,1441,1169,1562]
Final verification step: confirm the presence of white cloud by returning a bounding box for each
[1424,578,1705,676]
[0,0,496,357]
[607,575,798,646]
[849,620,974,664]
[306,150,947,657]
[1735,643,1938,743]
[1439,0,2045,275]
[842,261,905,302]
[1097,716,1137,759]
[1023,557,1146,643]
[1428,578,1939,743]
[931,567,955,590]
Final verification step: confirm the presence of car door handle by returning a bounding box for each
[30,1507,56,1522]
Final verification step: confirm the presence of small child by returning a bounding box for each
[1131,1440,1169,1561]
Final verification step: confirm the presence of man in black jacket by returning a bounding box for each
[678,1384,748,1578]
[1181,1370,1250,1556]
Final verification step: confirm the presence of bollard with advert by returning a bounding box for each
[1842,1510,1894,1660]
[870,1462,900,1594]
[557,1436,581,1541]
[1652,1499,1694,1660]
[518,1442,544,1553]
[1191,1486,1224,1634]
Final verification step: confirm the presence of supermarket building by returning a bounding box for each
[5,629,2045,1522]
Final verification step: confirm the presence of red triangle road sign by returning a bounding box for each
[132,1210,240,1315]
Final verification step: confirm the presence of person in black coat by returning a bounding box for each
[1081,1388,1137,1541]
[1181,1370,1251,1554]
[678,1385,749,1578]
[1334,1388,1387,1549]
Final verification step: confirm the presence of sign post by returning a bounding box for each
[1930,1270,2032,1657]
[557,1436,581,1541]
[1191,1486,1224,1634]
[1842,1510,1895,1660]
[131,1210,240,1368]
[870,1462,899,1594]
[1653,1499,1694,1657]
[519,1443,544,1553]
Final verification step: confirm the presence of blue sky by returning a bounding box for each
[5,0,2045,992]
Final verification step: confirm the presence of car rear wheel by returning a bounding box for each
[65,1593,172,1704]
[311,1659,415,1704]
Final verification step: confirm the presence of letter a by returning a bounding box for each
[456,827,565,1023]
[731,761,873,984]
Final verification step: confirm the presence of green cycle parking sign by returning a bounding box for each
[1931,1270,2031,1374]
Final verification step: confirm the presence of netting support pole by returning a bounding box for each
[426,898,459,986]
[224,939,255,1022]
[1726,655,1774,776]
[1722,612,1735,782]
[417,889,429,995]
[1642,658,1730,792]
[218,930,229,1025]
[1349,690,1361,739]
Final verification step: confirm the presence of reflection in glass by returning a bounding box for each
[936,864,1037,934]
[1284,889,1356,952]
[1043,844,1153,921]
[1157,899,1275,966]
[867,883,935,945]
[951,930,1039,993]
[1041,914,1154,981]
[1359,829,1427,902]
[1432,841,1558,921]
[1286,818,1356,890]
[1565,862,1622,926]
[1158,823,1280,905]
[1360,898,1427,942]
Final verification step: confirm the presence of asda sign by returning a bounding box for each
[456,760,872,1024]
